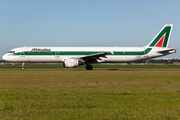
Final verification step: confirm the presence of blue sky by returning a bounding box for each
[1,0,180,59]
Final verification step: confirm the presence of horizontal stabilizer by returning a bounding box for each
[158,49,176,54]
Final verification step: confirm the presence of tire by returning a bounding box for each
[86,65,93,70]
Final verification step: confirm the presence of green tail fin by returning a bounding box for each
[148,24,173,48]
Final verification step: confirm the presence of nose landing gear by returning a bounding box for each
[21,63,25,70]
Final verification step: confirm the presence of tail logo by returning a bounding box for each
[155,34,165,47]
[148,25,172,48]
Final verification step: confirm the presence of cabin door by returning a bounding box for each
[55,51,60,57]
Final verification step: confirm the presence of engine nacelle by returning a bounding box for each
[63,59,79,68]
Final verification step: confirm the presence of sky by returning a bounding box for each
[0,0,180,59]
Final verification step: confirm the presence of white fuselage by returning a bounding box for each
[2,46,173,63]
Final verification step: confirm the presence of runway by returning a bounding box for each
[1,69,180,71]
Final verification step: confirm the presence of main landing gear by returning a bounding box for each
[86,64,93,70]
[21,63,25,70]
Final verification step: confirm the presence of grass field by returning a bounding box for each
[0,64,180,119]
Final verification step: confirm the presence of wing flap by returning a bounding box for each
[68,52,110,63]
[80,52,110,60]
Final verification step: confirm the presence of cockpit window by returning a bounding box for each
[8,51,15,54]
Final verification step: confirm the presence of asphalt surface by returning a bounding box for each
[1,69,180,71]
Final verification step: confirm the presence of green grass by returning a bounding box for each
[0,65,180,119]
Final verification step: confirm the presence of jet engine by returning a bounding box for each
[63,59,79,68]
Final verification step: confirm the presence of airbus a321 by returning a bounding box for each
[3,24,176,70]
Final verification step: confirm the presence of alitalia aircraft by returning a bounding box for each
[3,24,176,70]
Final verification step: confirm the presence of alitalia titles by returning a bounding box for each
[31,48,51,52]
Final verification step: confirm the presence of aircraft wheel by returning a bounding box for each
[86,65,93,70]
[21,67,25,70]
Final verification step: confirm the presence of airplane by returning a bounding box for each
[2,24,176,70]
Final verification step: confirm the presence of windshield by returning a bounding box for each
[8,51,15,54]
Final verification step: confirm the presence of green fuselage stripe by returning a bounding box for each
[13,48,152,56]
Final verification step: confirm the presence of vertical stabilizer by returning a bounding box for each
[148,24,173,48]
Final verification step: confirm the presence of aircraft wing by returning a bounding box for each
[158,49,176,54]
[79,52,110,63]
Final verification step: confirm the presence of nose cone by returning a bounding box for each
[2,54,9,61]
